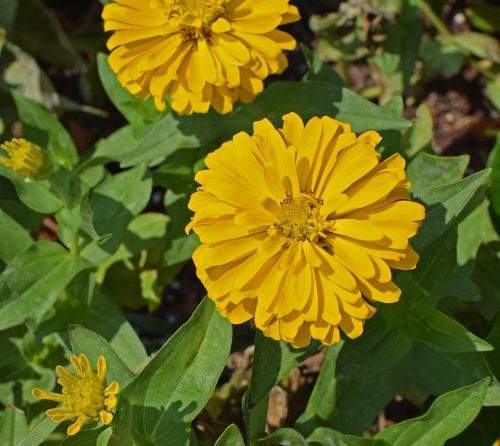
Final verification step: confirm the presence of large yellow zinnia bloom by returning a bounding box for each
[187,113,425,348]
[102,0,300,115]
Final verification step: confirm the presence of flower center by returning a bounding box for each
[154,0,226,40]
[63,375,105,418]
[271,193,329,243]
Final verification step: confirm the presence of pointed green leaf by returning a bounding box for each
[120,298,232,446]
[17,417,57,446]
[215,424,245,446]
[0,406,28,445]
[261,428,307,446]
[0,208,32,262]
[0,241,91,330]
[408,152,469,192]
[412,169,490,250]
[398,303,492,353]
[376,378,490,446]
[308,428,391,446]
[250,332,320,404]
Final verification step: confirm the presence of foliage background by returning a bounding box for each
[0,0,499,445]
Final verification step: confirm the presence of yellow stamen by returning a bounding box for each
[273,193,329,244]
[156,0,226,40]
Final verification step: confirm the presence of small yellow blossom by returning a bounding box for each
[187,113,425,348]
[32,354,119,436]
[0,138,47,180]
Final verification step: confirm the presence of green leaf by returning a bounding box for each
[454,32,500,62]
[465,0,500,32]
[301,45,345,85]
[328,374,395,435]
[403,103,433,157]
[250,331,320,404]
[214,424,245,446]
[58,428,105,445]
[456,199,491,271]
[488,135,500,221]
[121,80,410,167]
[407,152,469,192]
[308,427,391,446]
[82,126,140,169]
[243,391,269,446]
[485,315,500,382]
[11,89,78,169]
[411,225,458,303]
[336,315,412,378]
[35,275,148,373]
[412,169,490,250]
[393,342,493,396]
[475,244,500,321]
[97,428,113,446]
[81,165,152,263]
[297,319,397,435]
[396,303,492,353]
[295,343,343,433]
[445,271,481,302]
[0,208,32,262]
[120,298,232,446]
[261,428,307,446]
[124,213,169,254]
[486,77,500,110]
[69,325,136,387]
[97,53,159,127]
[420,41,464,79]
[17,417,57,446]
[0,332,55,405]
[0,241,91,330]
[375,378,490,446]
[0,0,18,32]
[0,406,28,445]
[0,165,63,214]
[445,406,500,446]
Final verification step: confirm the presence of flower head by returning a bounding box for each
[187,113,425,348]
[102,0,300,115]
[0,138,48,180]
[32,354,119,436]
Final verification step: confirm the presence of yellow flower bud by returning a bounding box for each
[0,138,48,180]
[32,354,119,436]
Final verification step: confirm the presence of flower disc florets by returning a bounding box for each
[272,193,328,244]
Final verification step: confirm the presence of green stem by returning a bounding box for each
[70,232,80,256]
[420,1,452,40]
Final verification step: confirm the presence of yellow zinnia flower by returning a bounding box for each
[0,138,48,180]
[32,354,119,436]
[187,113,425,348]
[102,0,300,115]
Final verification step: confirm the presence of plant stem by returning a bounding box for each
[70,232,80,256]
[420,1,452,41]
